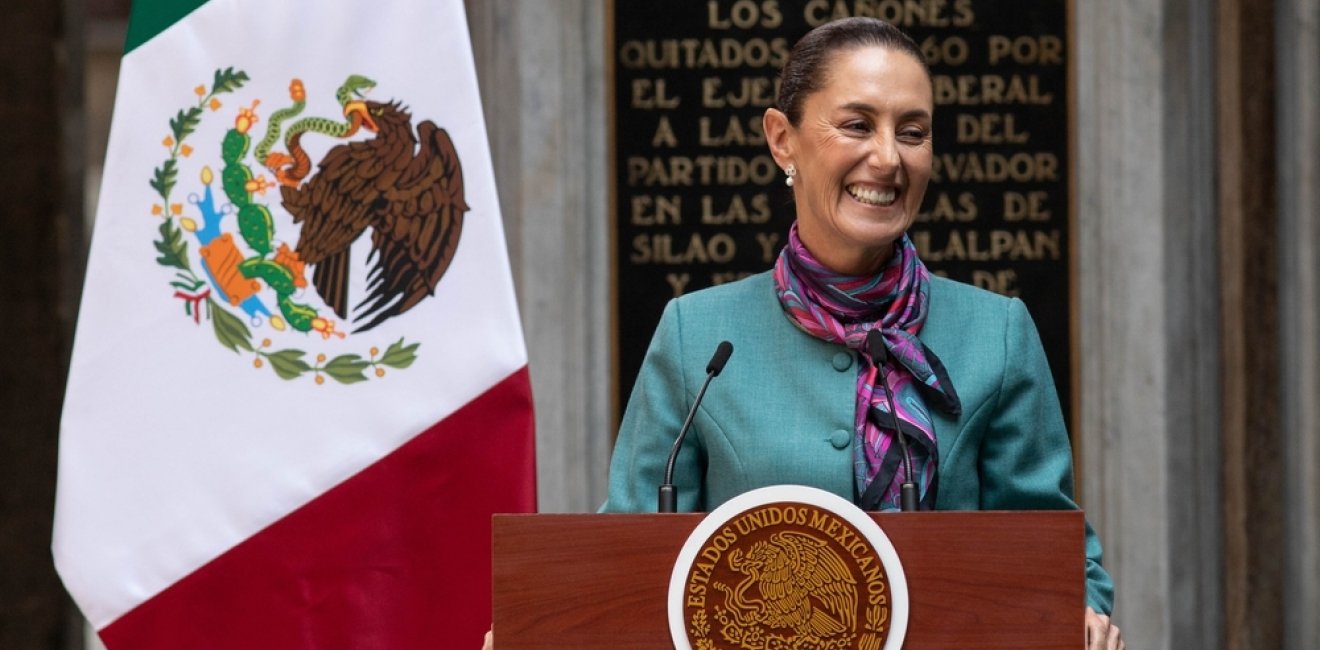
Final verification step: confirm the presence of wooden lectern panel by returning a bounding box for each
[493,511,1083,649]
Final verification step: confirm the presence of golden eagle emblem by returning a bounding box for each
[717,531,858,639]
[679,501,896,650]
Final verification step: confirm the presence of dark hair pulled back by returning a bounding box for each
[776,17,930,126]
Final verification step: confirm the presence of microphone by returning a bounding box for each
[658,341,733,513]
[866,330,918,512]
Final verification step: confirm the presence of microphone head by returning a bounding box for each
[865,329,888,365]
[707,341,734,376]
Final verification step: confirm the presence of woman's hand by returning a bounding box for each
[481,629,493,650]
[1085,607,1124,649]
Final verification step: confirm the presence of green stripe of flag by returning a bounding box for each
[123,0,209,54]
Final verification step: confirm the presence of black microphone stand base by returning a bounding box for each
[658,485,677,513]
[900,483,918,512]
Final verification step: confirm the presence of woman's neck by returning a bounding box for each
[796,232,896,276]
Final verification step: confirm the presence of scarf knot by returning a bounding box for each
[773,223,960,511]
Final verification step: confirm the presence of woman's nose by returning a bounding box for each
[867,133,901,172]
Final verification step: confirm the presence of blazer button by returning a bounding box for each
[830,429,851,449]
[831,352,853,372]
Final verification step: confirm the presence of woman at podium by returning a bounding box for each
[599,16,1124,650]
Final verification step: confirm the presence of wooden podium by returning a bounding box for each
[493,511,1084,648]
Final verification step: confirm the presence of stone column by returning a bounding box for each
[1074,1,1223,648]
[464,0,613,513]
[1276,0,1320,647]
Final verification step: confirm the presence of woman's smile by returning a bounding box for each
[845,183,898,207]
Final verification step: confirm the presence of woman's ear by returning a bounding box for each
[763,108,794,169]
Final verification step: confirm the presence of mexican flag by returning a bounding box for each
[52,0,535,647]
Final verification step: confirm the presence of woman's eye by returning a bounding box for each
[899,128,928,142]
[842,121,870,134]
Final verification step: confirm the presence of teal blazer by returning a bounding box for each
[602,271,1115,614]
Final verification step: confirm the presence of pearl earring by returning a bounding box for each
[785,164,796,187]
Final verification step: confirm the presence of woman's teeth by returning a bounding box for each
[847,185,897,206]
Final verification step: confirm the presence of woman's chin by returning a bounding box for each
[838,207,912,244]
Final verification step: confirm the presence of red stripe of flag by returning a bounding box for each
[100,367,536,649]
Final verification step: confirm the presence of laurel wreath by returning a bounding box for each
[690,609,711,639]
[149,67,419,384]
[864,602,888,632]
[693,600,884,650]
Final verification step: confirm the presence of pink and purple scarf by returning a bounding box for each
[773,223,961,511]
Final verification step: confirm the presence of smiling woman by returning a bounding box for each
[594,16,1124,650]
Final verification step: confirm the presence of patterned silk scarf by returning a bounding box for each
[773,223,961,510]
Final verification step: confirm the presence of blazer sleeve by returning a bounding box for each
[601,299,707,513]
[978,298,1116,614]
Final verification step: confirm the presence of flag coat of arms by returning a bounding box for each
[53,0,535,646]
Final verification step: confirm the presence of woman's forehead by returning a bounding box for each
[811,46,933,108]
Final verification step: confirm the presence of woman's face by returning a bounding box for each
[765,45,934,275]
